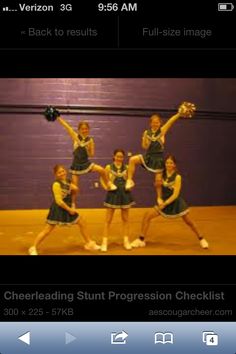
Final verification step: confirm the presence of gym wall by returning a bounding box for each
[0,78,235,209]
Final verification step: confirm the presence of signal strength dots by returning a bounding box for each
[2,7,18,11]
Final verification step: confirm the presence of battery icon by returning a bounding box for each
[218,3,234,11]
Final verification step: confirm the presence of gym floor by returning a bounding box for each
[0,206,235,255]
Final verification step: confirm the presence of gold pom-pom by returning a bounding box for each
[178,102,196,118]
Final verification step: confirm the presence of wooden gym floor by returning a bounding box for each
[0,206,235,255]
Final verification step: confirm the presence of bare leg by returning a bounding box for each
[155,172,163,203]
[78,216,100,251]
[77,216,90,243]
[141,209,159,237]
[131,209,159,248]
[121,209,132,250]
[126,155,142,189]
[92,164,117,190]
[34,224,55,248]
[182,214,209,248]
[71,174,79,207]
[127,155,142,180]
[29,224,56,255]
[182,214,201,239]
[121,209,129,238]
[101,208,115,252]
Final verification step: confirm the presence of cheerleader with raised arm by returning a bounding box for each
[125,102,196,190]
[44,106,116,207]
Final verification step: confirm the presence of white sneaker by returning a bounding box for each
[125,179,135,190]
[28,246,38,255]
[84,241,100,251]
[100,242,108,252]
[124,240,132,250]
[131,238,146,248]
[200,238,209,249]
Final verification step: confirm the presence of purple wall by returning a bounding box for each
[0,78,236,111]
[0,78,236,209]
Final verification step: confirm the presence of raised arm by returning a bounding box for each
[53,182,76,214]
[159,175,182,209]
[57,116,78,141]
[160,112,181,136]
[161,102,196,136]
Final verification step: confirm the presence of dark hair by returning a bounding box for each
[165,154,177,164]
[150,114,162,125]
[78,121,90,130]
[53,164,66,174]
[165,154,178,173]
[113,149,125,157]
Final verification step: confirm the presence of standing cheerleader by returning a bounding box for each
[101,149,135,252]
[131,155,209,249]
[28,165,100,255]
[125,102,196,190]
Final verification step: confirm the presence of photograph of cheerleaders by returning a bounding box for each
[0,78,235,255]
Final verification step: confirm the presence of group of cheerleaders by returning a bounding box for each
[28,102,209,255]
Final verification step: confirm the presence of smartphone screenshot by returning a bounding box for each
[0,0,236,353]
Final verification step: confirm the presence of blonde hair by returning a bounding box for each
[78,121,90,130]
[53,164,66,174]
[150,114,162,125]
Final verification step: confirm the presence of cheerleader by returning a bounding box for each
[57,116,117,206]
[101,149,135,252]
[28,165,100,255]
[131,155,209,249]
[125,102,196,190]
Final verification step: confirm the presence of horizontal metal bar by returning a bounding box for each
[0,104,235,120]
